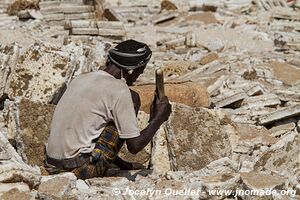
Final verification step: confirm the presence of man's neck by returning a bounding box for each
[103,63,121,80]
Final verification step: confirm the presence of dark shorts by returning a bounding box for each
[45,125,120,180]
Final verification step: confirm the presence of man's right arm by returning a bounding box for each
[126,96,171,154]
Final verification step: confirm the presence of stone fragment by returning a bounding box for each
[194,157,239,177]
[258,104,300,125]
[185,12,218,24]
[131,82,210,113]
[213,92,247,108]
[162,60,196,78]
[240,172,285,190]
[0,44,20,98]
[5,43,70,103]
[269,123,296,137]
[165,36,186,49]
[161,0,177,10]
[203,39,224,52]
[246,84,264,96]
[103,4,124,21]
[267,61,300,86]
[271,7,300,21]
[202,173,240,196]
[0,182,30,195]
[0,131,41,188]
[165,104,232,171]
[254,131,300,184]
[1,188,35,200]
[199,52,219,65]
[38,174,75,199]
[274,31,300,51]
[234,124,278,154]
[241,94,281,109]
[150,126,171,174]
[152,10,179,24]
[76,179,89,190]
[6,98,55,167]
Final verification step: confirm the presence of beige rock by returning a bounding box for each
[267,61,300,86]
[185,12,218,25]
[5,43,70,103]
[165,104,232,171]
[0,182,30,195]
[0,130,41,188]
[254,131,300,183]
[236,124,278,148]
[150,126,171,174]
[240,172,285,190]
[0,45,20,97]
[269,123,296,137]
[202,173,240,196]
[161,0,177,10]
[200,52,219,65]
[0,188,35,200]
[163,60,196,78]
[38,176,73,198]
[131,82,210,113]
[6,98,55,169]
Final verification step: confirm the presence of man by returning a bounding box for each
[45,40,172,179]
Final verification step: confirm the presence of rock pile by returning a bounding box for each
[0,0,299,199]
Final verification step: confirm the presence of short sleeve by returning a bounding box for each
[112,88,140,139]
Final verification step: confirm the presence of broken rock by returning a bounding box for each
[0,130,41,188]
[6,98,55,168]
[241,172,285,190]
[165,104,232,171]
[38,173,76,199]
[1,188,36,200]
[199,52,219,65]
[6,43,70,103]
[267,61,300,86]
[254,131,300,185]
[131,82,210,113]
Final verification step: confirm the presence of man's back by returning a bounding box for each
[46,70,139,159]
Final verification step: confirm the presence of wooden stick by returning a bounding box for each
[155,69,165,100]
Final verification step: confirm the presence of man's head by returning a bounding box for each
[107,40,152,86]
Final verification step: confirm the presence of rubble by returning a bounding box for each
[258,104,300,125]
[165,104,232,171]
[5,98,55,169]
[39,0,96,24]
[0,129,41,189]
[38,173,76,199]
[267,61,300,86]
[240,172,285,191]
[131,82,210,113]
[254,131,300,185]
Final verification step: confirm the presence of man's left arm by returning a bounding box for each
[113,89,144,170]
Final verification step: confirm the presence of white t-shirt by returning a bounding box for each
[46,70,140,159]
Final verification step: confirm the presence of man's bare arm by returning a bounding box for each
[126,96,171,154]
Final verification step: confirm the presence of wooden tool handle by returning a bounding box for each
[155,69,165,100]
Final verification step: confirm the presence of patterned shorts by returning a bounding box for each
[45,124,120,180]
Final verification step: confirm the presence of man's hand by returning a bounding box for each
[150,93,172,123]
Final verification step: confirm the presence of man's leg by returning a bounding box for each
[72,124,120,180]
